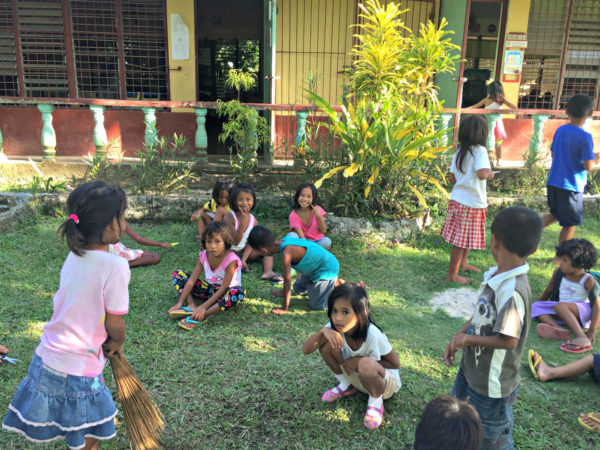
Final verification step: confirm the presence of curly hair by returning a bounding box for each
[556,239,597,270]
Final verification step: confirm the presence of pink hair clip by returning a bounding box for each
[68,214,80,224]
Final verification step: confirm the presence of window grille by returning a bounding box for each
[0,0,17,96]
[17,0,69,97]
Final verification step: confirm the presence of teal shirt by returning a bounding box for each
[280,237,339,282]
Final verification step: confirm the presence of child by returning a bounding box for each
[444,206,543,449]
[169,221,245,330]
[532,239,599,353]
[248,225,341,315]
[302,283,400,430]
[223,183,281,282]
[543,93,597,245]
[414,395,482,450]
[0,344,8,365]
[190,179,233,238]
[2,180,130,450]
[441,115,494,284]
[109,220,171,267]
[288,182,331,249]
[528,350,600,432]
[467,81,517,166]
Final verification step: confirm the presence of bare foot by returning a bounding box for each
[271,308,288,315]
[261,271,280,280]
[532,352,552,382]
[334,278,345,287]
[568,336,592,348]
[446,275,470,285]
[579,412,600,431]
[461,263,481,272]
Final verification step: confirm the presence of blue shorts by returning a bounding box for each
[2,353,117,449]
[547,185,583,227]
[453,367,518,450]
[589,354,600,382]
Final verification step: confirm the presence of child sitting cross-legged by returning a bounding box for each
[302,283,400,430]
[288,182,331,249]
[528,350,600,432]
[444,206,544,449]
[169,221,245,330]
[532,238,600,353]
[247,225,342,315]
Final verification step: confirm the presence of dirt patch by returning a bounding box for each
[429,287,478,320]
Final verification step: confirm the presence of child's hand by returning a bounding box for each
[342,356,361,374]
[322,327,343,352]
[190,210,201,221]
[586,329,596,344]
[159,242,172,249]
[312,205,322,215]
[444,332,466,367]
[168,302,184,313]
[242,260,249,271]
[191,306,206,322]
[102,337,123,358]
[0,344,7,354]
[271,307,288,315]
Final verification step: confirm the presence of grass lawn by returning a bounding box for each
[2,209,600,449]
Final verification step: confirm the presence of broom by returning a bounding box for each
[109,352,164,450]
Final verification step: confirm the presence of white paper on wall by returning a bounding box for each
[171,13,189,60]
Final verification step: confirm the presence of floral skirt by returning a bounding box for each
[2,354,117,450]
[172,269,244,310]
[440,200,486,250]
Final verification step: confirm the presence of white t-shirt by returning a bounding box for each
[325,322,401,386]
[36,250,130,377]
[450,144,491,209]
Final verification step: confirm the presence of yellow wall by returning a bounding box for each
[501,0,531,107]
[166,0,196,108]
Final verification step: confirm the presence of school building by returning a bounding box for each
[0,0,598,161]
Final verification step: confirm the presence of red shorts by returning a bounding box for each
[440,200,486,250]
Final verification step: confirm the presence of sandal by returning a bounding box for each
[578,413,600,433]
[168,306,194,320]
[321,385,357,403]
[364,404,384,430]
[527,349,542,380]
[178,316,204,331]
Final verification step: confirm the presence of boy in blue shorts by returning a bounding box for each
[444,207,544,449]
[543,93,597,244]
[248,225,341,315]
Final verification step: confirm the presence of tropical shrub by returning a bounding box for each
[308,0,459,216]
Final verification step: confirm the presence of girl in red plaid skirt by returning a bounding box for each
[441,115,495,284]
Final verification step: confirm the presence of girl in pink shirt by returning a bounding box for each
[3,180,130,450]
[170,221,245,330]
[288,182,331,249]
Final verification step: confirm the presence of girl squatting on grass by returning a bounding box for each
[441,115,494,284]
[287,182,331,249]
[3,180,130,450]
[170,221,245,330]
[302,283,400,430]
[190,179,233,238]
[533,238,600,353]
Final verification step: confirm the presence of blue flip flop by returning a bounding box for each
[168,306,194,320]
[178,316,204,331]
[266,274,284,285]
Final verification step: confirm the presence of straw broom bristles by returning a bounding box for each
[109,352,164,450]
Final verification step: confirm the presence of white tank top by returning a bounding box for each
[559,273,591,303]
[230,210,256,252]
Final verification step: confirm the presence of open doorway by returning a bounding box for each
[461,0,507,107]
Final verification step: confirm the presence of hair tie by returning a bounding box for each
[68,214,80,224]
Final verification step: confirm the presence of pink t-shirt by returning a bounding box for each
[199,250,242,287]
[36,250,130,377]
[289,206,326,240]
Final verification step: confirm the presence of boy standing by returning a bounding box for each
[444,207,544,449]
[544,93,596,244]
[248,225,341,315]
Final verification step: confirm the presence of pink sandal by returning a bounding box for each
[364,404,384,430]
[321,385,357,403]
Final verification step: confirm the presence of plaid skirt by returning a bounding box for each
[440,200,486,250]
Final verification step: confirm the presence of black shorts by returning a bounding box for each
[547,185,583,227]
[589,354,600,383]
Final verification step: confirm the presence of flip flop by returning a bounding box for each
[168,306,194,320]
[178,316,204,331]
[537,323,570,341]
[560,343,593,354]
[266,274,284,284]
[527,349,542,380]
[578,413,600,433]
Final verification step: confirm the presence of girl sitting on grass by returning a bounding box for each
[302,283,400,430]
[288,182,331,249]
[533,239,600,353]
[190,179,233,238]
[170,221,245,330]
[109,220,172,267]
[2,180,130,450]
[224,183,281,282]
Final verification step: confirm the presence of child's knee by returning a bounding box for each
[358,357,382,378]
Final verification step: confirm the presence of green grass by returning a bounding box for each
[2,211,600,449]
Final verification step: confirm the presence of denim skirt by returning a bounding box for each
[2,353,118,450]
